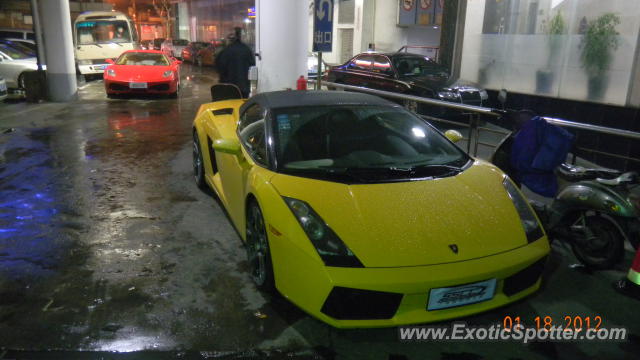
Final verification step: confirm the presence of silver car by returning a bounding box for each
[0,77,7,101]
[0,43,43,89]
[161,39,189,59]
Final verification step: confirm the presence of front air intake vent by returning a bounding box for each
[321,286,402,320]
[503,257,547,296]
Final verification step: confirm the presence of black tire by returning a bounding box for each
[192,132,206,189]
[18,73,26,89]
[245,200,275,292]
[570,212,625,270]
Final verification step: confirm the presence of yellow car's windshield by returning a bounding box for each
[273,105,469,182]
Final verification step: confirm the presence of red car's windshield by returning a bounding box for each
[116,52,170,66]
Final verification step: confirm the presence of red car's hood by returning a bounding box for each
[108,65,173,82]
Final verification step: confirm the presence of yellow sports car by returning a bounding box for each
[192,88,550,328]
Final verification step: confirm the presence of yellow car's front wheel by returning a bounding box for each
[246,200,275,292]
[192,132,206,189]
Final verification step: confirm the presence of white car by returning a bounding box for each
[161,39,189,59]
[3,38,36,53]
[308,53,328,79]
[0,77,7,101]
[0,43,43,89]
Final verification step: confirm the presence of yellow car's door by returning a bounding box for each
[217,103,269,230]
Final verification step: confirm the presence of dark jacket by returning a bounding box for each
[216,40,255,96]
[511,116,574,197]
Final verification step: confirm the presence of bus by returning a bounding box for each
[74,11,138,76]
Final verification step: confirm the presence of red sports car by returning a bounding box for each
[104,50,181,98]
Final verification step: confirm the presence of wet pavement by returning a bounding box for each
[0,64,639,360]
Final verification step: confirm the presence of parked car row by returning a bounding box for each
[0,29,41,95]
[0,42,42,90]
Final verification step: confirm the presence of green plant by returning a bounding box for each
[547,11,566,36]
[546,11,566,68]
[580,13,620,77]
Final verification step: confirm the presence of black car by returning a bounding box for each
[326,52,488,114]
[152,38,165,50]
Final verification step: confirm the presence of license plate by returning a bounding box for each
[129,82,147,89]
[94,65,106,70]
[427,278,496,311]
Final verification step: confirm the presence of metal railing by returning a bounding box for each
[316,81,640,168]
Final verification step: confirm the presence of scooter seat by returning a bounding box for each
[557,163,622,182]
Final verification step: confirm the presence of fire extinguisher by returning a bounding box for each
[296,75,307,90]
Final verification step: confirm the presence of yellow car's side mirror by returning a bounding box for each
[444,130,463,143]
[213,138,242,156]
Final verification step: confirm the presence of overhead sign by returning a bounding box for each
[398,0,417,26]
[313,0,334,52]
[417,0,435,25]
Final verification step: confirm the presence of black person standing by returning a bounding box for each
[216,27,256,98]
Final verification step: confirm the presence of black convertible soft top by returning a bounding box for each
[241,90,398,113]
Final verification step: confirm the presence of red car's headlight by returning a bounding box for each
[107,69,116,77]
[162,70,173,78]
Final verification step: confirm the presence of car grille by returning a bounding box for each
[109,83,129,91]
[460,90,482,106]
[503,257,547,296]
[150,83,169,91]
[321,286,403,320]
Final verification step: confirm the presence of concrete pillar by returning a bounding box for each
[30,0,45,69]
[177,2,190,41]
[39,0,77,102]
[256,0,309,92]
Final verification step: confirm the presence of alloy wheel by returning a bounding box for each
[192,134,205,188]
[246,204,269,287]
[571,212,624,269]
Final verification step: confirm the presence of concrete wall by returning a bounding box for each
[461,0,640,106]
[369,0,441,54]
[311,0,442,65]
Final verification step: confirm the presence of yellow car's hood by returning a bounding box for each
[271,161,530,268]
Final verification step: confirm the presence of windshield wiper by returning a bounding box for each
[390,164,463,177]
[283,167,367,182]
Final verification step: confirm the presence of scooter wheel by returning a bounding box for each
[570,212,625,270]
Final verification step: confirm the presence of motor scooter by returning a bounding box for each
[492,127,640,270]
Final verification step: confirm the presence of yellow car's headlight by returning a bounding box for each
[503,177,544,243]
[283,197,363,267]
